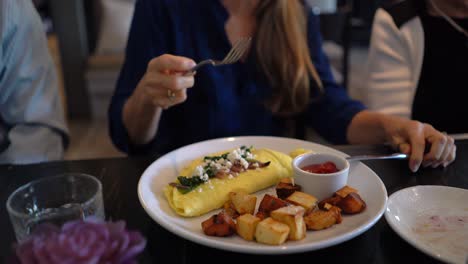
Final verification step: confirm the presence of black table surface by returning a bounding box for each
[1,141,467,264]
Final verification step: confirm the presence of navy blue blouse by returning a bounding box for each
[109,0,366,155]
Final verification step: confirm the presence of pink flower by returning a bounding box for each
[15,219,146,264]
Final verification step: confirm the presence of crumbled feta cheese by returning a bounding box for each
[227,150,241,162]
[189,147,256,185]
[240,158,249,169]
[200,173,209,182]
[194,165,204,177]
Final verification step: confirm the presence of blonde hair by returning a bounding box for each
[255,0,323,115]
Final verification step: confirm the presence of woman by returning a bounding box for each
[363,0,468,133]
[109,0,455,172]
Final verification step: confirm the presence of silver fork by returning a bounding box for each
[187,37,252,73]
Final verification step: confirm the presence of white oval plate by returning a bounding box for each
[138,136,387,254]
[385,185,468,264]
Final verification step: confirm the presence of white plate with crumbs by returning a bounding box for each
[138,136,387,254]
[385,185,468,264]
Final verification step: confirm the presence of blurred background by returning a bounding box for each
[33,0,383,160]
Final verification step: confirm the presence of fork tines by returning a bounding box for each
[221,37,252,64]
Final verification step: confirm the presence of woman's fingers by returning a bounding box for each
[398,142,411,154]
[423,127,456,167]
[405,122,425,172]
[384,117,457,172]
[141,54,197,109]
[148,54,196,72]
[430,147,450,168]
[444,145,456,167]
[419,127,456,168]
[422,132,445,168]
[159,73,195,91]
[147,87,188,109]
[144,73,193,108]
[145,72,194,91]
[424,128,446,160]
[160,89,188,109]
[386,119,424,172]
[432,136,455,168]
[166,88,188,105]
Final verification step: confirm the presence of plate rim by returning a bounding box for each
[138,135,388,254]
[385,185,468,264]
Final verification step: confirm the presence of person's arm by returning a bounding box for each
[352,9,455,171]
[122,83,162,146]
[347,111,456,172]
[363,8,423,118]
[108,0,195,153]
[122,55,195,145]
[303,9,455,172]
[0,0,68,164]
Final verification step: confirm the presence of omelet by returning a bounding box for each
[164,148,293,217]
[289,148,314,159]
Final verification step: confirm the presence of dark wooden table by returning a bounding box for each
[1,141,467,263]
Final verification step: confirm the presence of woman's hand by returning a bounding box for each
[136,54,196,109]
[122,54,196,145]
[381,116,456,172]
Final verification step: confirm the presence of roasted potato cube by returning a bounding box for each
[229,191,257,215]
[337,192,366,214]
[236,214,261,241]
[270,206,306,241]
[255,217,290,245]
[255,211,267,220]
[285,191,317,212]
[323,203,333,210]
[223,201,240,219]
[218,211,237,229]
[257,194,289,216]
[201,211,236,237]
[329,206,343,224]
[304,207,342,230]
[201,215,217,234]
[318,195,342,209]
[276,181,302,200]
[334,185,359,198]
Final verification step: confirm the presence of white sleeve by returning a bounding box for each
[362,8,421,118]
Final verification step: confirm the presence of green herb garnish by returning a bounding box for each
[203,152,228,161]
[240,145,253,158]
[174,176,205,194]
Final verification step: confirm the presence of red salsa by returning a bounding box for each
[301,161,339,174]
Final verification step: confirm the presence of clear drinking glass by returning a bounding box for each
[6,173,105,242]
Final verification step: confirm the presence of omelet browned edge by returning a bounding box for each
[163,148,294,217]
